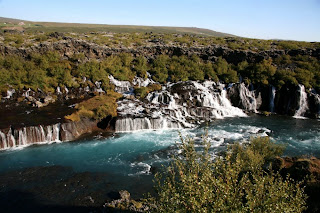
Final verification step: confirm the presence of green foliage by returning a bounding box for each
[133,56,148,79]
[102,53,135,81]
[0,36,319,94]
[134,87,149,99]
[152,137,306,213]
[203,62,218,82]
[150,55,169,83]
[273,69,298,88]
[213,57,238,83]
[65,91,122,121]
[134,83,162,99]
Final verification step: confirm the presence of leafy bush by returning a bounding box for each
[152,137,307,213]
[134,84,162,99]
[134,86,149,99]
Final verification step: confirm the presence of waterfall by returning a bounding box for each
[22,88,31,98]
[269,85,276,112]
[115,116,181,132]
[315,94,320,116]
[116,80,247,132]
[294,85,309,119]
[132,76,154,87]
[56,87,62,94]
[5,89,15,99]
[0,124,61,150]
[192,82,247,117]
[109,75,132,94]
[239,83,257,112]
[0,131,7,149]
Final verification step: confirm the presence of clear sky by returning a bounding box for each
[0,0,319,41]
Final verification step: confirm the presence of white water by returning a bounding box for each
[315,94,320,115]
[0,124,61,150]
[5,89,15,99]
[115,81,247,132]
[294,85,309,119]
[109,75,133,94]
[115,117,181,132]
[269,85,276,112]
[56,87,62,94]
[239,83,257,112]
[132,75,155,87]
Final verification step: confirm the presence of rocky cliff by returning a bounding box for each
[1,36,319,64]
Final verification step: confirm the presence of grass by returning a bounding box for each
[0,16,232,37]
[65,90,122,122]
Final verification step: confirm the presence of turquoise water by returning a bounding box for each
[0,115,320,175]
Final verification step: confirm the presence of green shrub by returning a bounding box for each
[134,86,149,98]
[134,84,162,99]
[152,137,306,213]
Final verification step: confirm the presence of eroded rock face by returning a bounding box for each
[227,83,320,118]
[1,37,319,64]
[227,83,261,112]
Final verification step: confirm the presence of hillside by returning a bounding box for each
[0,16,233,37]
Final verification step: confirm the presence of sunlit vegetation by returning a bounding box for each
[65,90,122,121]
[0,31,319,94]
[151,137,307,212]
[1,30,319,50]
[134,83,162,99]
[0,48,320,94]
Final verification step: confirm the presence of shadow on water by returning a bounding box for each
[0,166,152,213]
[0,99,83,129]
[0,190,102,213]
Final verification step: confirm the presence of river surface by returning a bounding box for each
[0,115,319,211]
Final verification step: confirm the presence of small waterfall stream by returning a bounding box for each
[239,83,257,112]
[294,85,309,118]
[269,86,276,112]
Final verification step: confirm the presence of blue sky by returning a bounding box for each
[0,0,319,41]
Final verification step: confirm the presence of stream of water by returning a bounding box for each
[1,115,319,174]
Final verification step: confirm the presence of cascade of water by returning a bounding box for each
[0,123,62,150]
[132,76,154,87]
[315,94,320,115]
[18,128,27,146]
[193,82,247,117]
[116,80,247,132]
[269,86,276,112]
[7,128,16,147]
[56,87,62,94]
[5,89,15,99]
[239,83,257,112]
[0,131,7,149]
[109,75,132,94]
[115,116,181,133]
[53,123,61,141]
[22,88,31,98]
[84,86,90,92]
[294,85,309,118]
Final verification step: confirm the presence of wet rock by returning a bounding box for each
[273,156,320,181]
[103,190,152,212]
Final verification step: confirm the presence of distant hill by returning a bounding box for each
[0,16,234,37]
